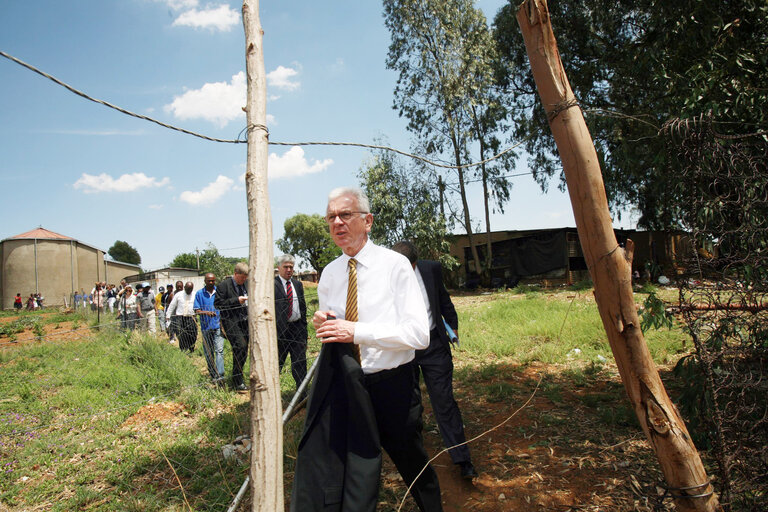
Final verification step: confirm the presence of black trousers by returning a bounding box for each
[278,321,308,388]
[223,318,249,387]
[173,316,198,352]
[415,330,470,465]
[366,362,443,512]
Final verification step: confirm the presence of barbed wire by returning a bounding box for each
[0,49,523,171]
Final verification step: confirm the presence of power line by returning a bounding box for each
[1,49,523,171]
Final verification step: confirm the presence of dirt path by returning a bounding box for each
[378,362,669,512]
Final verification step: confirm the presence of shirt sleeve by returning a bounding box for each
[167,294,179,317]
[193,291,202,311]
[354,258,429,351]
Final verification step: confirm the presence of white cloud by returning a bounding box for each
[179,175,234,205]
[164,0,198,9]
[266,114,276,126]
[268,147,332,179]
[267,65,300,91]
[73,172,170,193]
[164,72,246,128]
[148,204,164,210]
[172,4,240,31]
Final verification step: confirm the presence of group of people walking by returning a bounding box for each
[107,261,305,393]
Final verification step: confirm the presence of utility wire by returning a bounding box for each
[1,49,522,170]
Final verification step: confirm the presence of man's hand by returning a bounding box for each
[316,319,355,344]
[314,310,355,343]
[312,310,334,330]
[238,296,247,304]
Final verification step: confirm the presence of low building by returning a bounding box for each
[122,267,204,294]
[448,227,695,288]
[0,227,141,308]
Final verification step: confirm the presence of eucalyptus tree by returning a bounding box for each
[359,149,456,268]
[493,0,768,229]
[383,0,513,283]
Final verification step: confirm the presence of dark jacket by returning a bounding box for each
[214,276,248,337]
[274,276,308,335]
[416,260,458,354]
[290,343,381,512]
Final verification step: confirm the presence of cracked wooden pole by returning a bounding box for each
[243,1,284,510]
[516,1,719,510]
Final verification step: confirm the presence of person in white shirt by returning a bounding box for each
[312,186,442,512]
[166,281,198,352]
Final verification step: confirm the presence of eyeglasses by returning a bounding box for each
[326,211,368,223]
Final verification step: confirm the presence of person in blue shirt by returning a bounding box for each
[194,273,226,386]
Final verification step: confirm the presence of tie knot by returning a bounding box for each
[348,258,357,270]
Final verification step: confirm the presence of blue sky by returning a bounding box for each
[0,0,635,271]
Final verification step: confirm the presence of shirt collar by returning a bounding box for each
[279,275,290,285]
[340,238,375,269]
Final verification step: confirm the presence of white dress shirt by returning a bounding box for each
[279,276,301,322]
[318,239,429,374]
[414,267,436,330]
[167,291,195,317]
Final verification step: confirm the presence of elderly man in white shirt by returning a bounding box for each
[166,281,198,353]
[312,186,443,512]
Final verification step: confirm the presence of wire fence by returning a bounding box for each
[663,116,768,512]
[0,289,318,511]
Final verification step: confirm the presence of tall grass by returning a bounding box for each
[0,285,692,510]
[458,289,688,365]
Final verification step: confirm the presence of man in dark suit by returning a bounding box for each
[274,254,308,389]
[393,241,478,480]
[214,262,250,392]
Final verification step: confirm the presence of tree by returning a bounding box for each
[493,0,768,229]
[359,149,456,268]
[276,214,341,276]
[108,240,141,265]
[515,3,719,509]
[383,0,514,284]
[169,243,246,278]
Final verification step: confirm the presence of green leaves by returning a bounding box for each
[276,214,341,275]
[108,241,141,265]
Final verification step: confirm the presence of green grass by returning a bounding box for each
[0,284,695,511]
[457,288,688,365]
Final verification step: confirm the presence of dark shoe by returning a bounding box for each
[234,383,248,392]
[459,461,478,480]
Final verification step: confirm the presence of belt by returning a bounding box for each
[364,361,412,386]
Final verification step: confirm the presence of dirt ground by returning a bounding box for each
[2,306,677,511]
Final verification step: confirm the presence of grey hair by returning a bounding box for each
[328,186,370,213]
[234,262,249,275]
[277,254,295,266]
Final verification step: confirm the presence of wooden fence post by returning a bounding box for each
[242,1,284,510]
[515,1,719,510]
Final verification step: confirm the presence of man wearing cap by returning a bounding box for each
[136,282,157,334]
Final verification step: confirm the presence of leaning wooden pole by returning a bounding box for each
[516,1,719,511]
[242,1,284,511]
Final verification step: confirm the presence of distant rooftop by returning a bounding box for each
[6,227,74,241]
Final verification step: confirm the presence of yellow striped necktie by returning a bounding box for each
[346,258,361,363]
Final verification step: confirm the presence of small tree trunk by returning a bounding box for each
[242,2,284,510]
[516,1,719,511]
